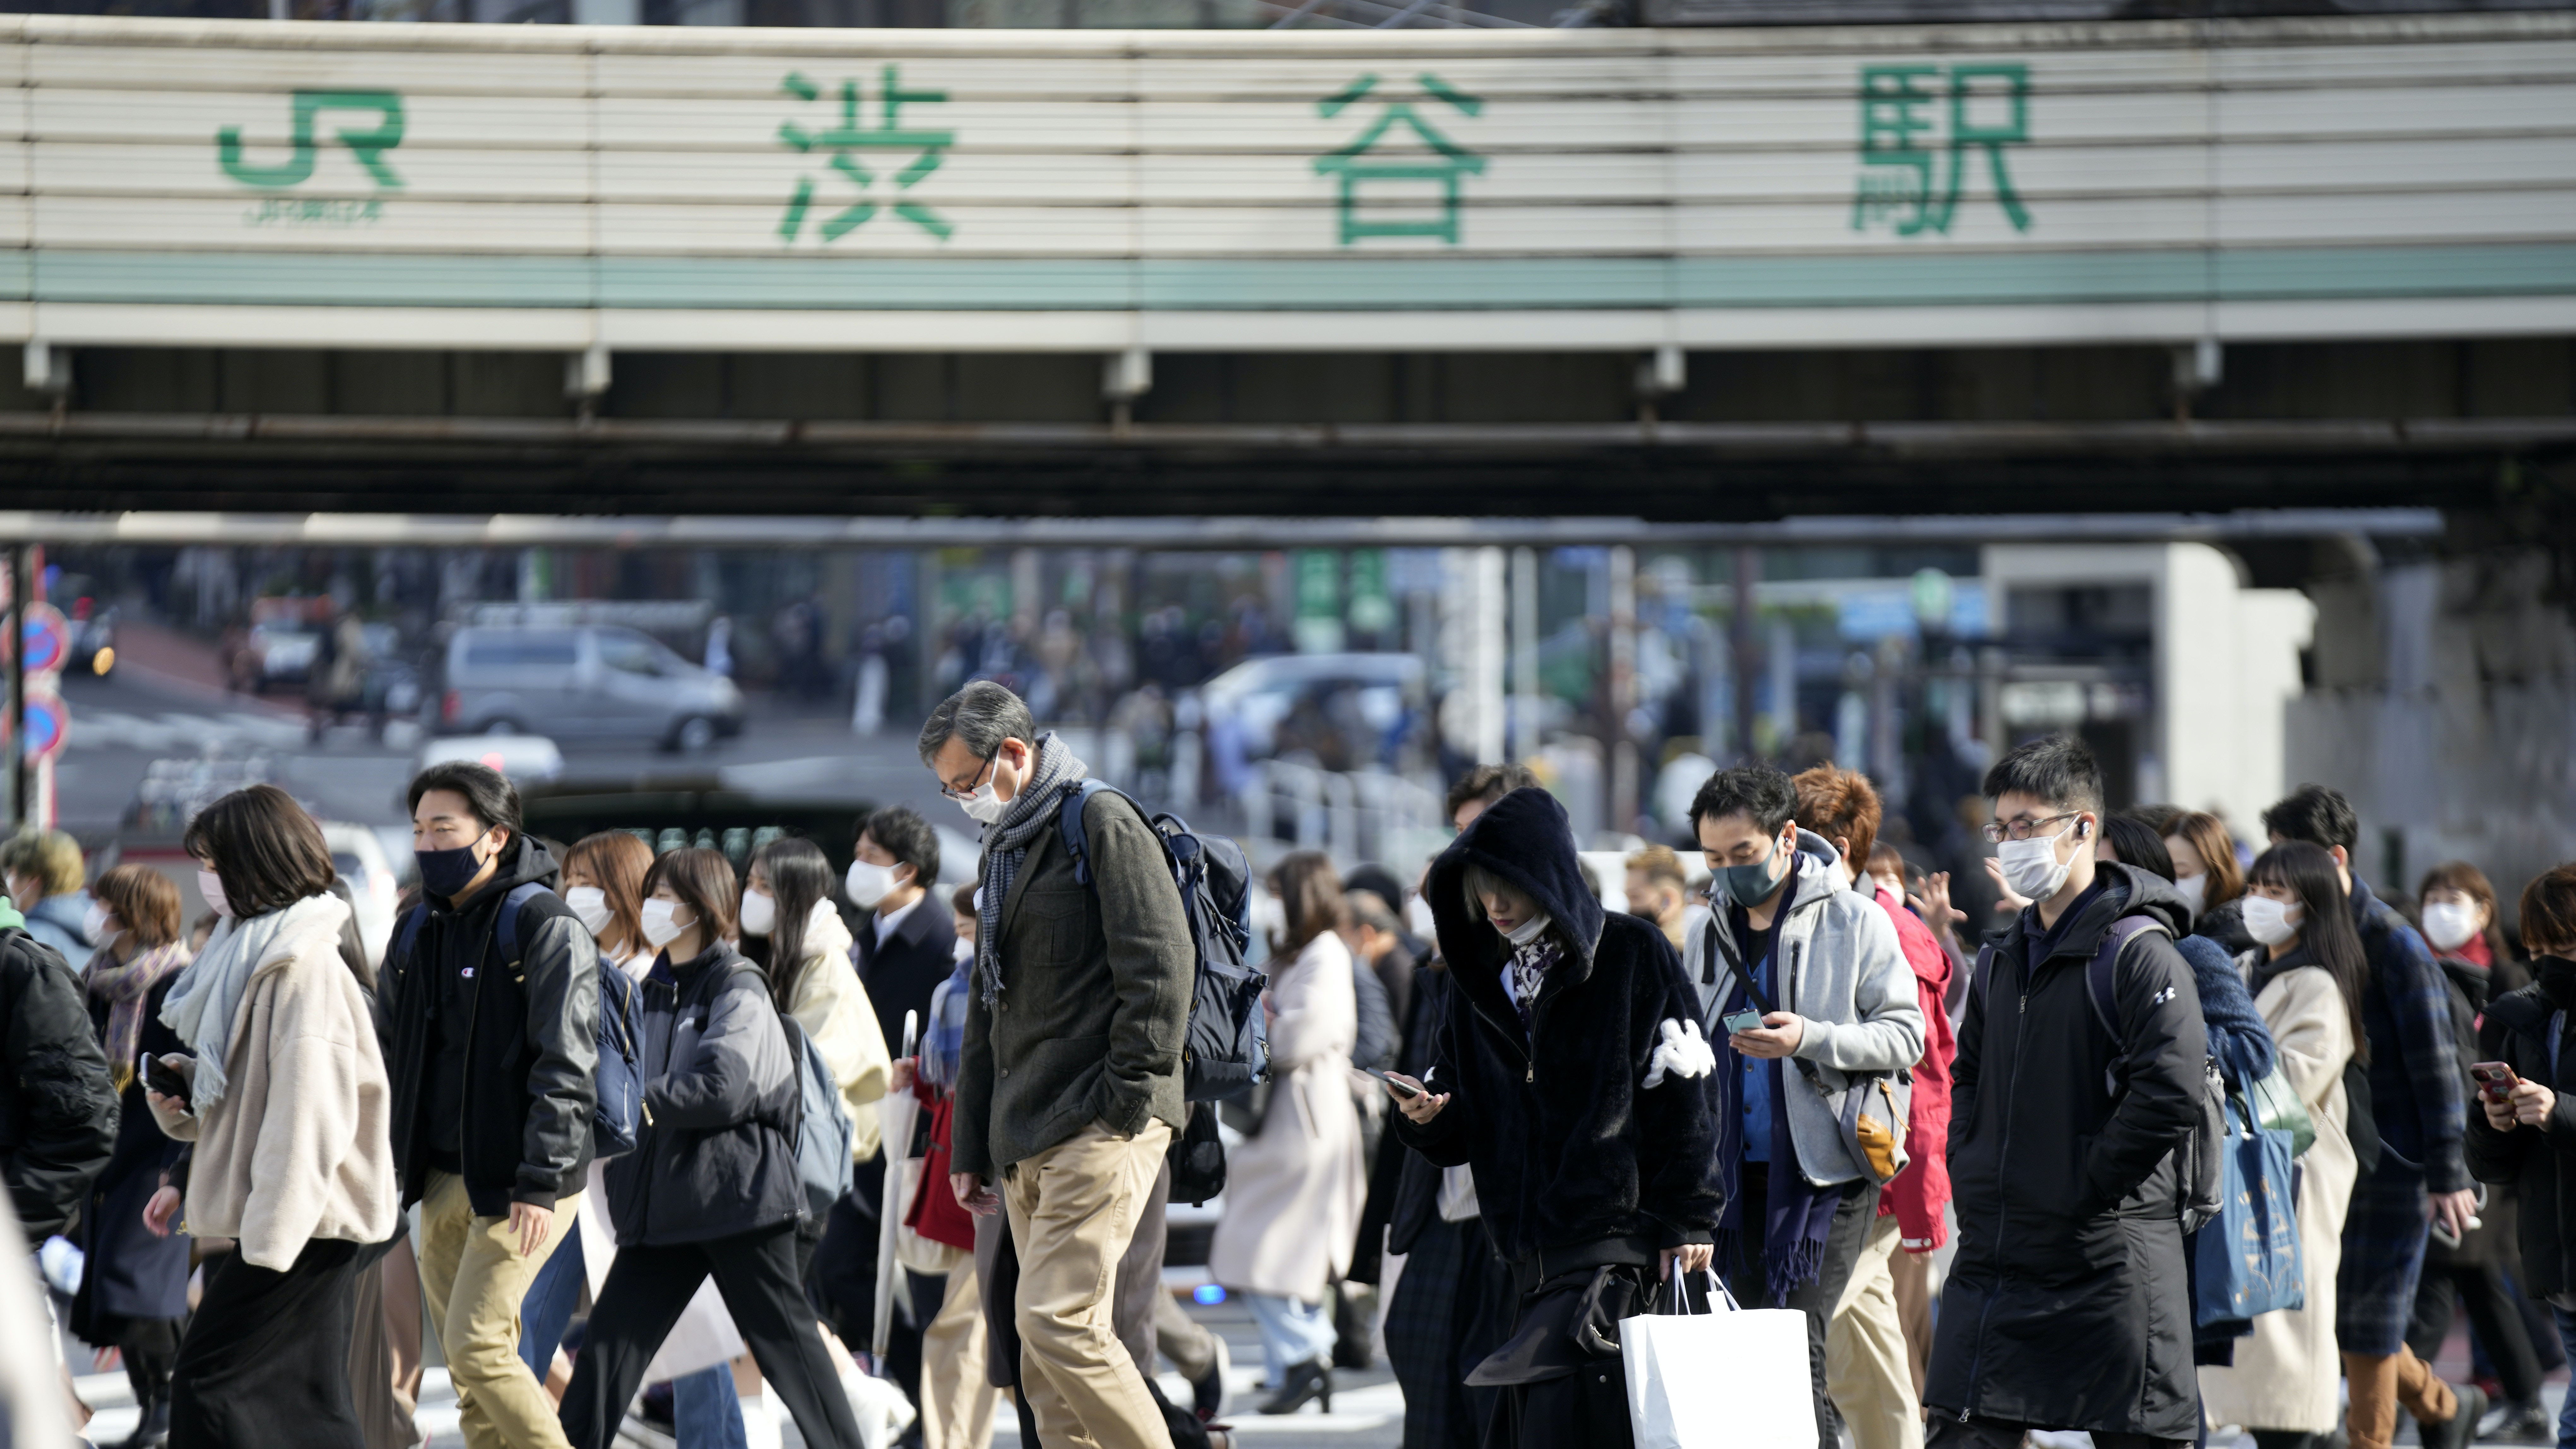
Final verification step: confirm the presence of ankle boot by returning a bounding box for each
[1258,1359,1332,1416]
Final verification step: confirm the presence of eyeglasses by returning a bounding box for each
[939,747,999,802]
[1982,812,2080,844]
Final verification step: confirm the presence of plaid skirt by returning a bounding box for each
[1385,1216,1515,1449]
[2338,1160,2433,1357]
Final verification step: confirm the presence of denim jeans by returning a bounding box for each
[671,1366,748,1449]
[518,1230,585,1378]
[1244,1292,1337,1386]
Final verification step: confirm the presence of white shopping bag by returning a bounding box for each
[1620,1273,1819,1449]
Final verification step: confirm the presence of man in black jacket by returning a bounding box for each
[1924,735,2206,1449]
[0,896,116,1243]
[1391,785,1722,1449]
[381,762,599,1449]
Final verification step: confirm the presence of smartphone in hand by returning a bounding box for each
[1722,1009,1767,1036]
[1377,1070,1425,1101]
[144,1054,193,1111]
[2470,1061,2520,1103]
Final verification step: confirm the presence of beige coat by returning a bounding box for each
[149,901,397,1271]
[785,906,892,1160]
[1209,931,1368,1304]
[2198,962,2358,1434]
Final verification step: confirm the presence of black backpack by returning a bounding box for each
[1054,780,1269,1102]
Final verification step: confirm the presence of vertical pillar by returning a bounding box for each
[5,544,24,830]
[1510,547,1539,761]
[1441,547,1506,767]
[1608,545,1637,836]
[1731,545,1760,763]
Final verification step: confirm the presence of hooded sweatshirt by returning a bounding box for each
[1393,786,1722,1264]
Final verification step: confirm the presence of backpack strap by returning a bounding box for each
[1055,779,1127,890]
[2083,915,2169,1045]
[493,882,548,973]
[394,902,429,969]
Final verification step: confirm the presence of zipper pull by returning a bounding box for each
[1525,1065,1534,1084]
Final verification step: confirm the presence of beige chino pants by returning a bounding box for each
[1002,1119,1175,1449]
[415,1172,581,1449]
[1827,1213,1926,1449]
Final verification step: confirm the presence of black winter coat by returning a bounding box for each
[75,972,190,1325]
[2465,958,2576,1298]
[0,925,116,1240]
[604,946,803,1246]
[1393,787,1722,1266]
[379,836,600,1215]
[1926,863,2208,1439]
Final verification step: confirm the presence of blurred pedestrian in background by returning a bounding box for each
[2199,842,2366,1449]
[2169,810,2255,956]
[1212,851,1368,1415]
[1623,845,1694,955]
[2407,860,2552,1441]
[381,763,597,1449]
[3,826,95,964]
[72,865,192,1449]
[561,848,862,1449]
[2262,785,2482,1449]
[2467,863,2576,1449]
[146,784,397,1449]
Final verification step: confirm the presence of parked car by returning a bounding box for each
[1198,651,1427,770]
[319,821,399,970]
[436,625,743,752]
[414,733,567,787]
[249,624,318,693]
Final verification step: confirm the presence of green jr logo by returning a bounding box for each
[218,91,406,190]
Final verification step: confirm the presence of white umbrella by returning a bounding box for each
[871,1009,919,1363]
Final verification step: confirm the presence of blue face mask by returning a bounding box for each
[1717,836,1789,910]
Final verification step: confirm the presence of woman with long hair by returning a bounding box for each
[2169,810,2254,954]
[2404,860,2553,1440]
[72,865,194,1449]
[562,831,653,974]
[1209,850,1368,1415]
[740,837,888,1162]
[141,784,397,1449]
[2200,841,2371,1449]
[561,848,862,1449]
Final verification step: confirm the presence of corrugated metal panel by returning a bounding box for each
[0,11,2561,348]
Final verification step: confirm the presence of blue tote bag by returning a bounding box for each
[2194,1090,2305,1328]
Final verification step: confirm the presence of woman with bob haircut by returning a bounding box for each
[142,784,398,1449]
[559,847,862,1449]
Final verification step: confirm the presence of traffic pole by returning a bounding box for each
[5,543,23,831]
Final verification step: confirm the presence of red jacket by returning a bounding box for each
[1874,884,1955,1250]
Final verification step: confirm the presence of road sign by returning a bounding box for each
[17,603,69,677]
[17,691,65,763]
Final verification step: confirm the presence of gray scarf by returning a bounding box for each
[974,732,1087,1008]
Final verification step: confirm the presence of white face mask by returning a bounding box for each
[564,886,613,938]
[1406,894,1437,938]
[1995,820,2080,903]
[738,887,776,938]
[845,860,905,911]
[2243,894,2304,947]
[640,898,691,950]
[197,868,233,919]
[82,902,116,946]
[1502,912,1553,949]
[2172,873,2207,915]
[956,784,1006,826]
[2422,901,2482,953]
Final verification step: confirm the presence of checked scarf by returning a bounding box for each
[88,940,191,1092]
[973,732,1088,1008]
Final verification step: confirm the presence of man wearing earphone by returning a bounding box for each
[1923,734,2208,1449]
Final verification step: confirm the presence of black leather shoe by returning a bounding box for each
[2425,1383,2491,1449]
[1258,1358,1332,1416]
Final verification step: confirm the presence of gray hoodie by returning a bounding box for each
[1682,829,1924,1188]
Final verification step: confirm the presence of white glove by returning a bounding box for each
[1641,1018,1716,1090]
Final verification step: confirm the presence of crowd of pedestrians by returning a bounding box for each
[15,688,2576,1449]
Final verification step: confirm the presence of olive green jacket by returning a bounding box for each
[951,791,1193,1176]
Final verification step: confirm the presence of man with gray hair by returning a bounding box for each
[918,680,1194,1449]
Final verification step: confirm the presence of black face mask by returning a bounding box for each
[416,837,494,900]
